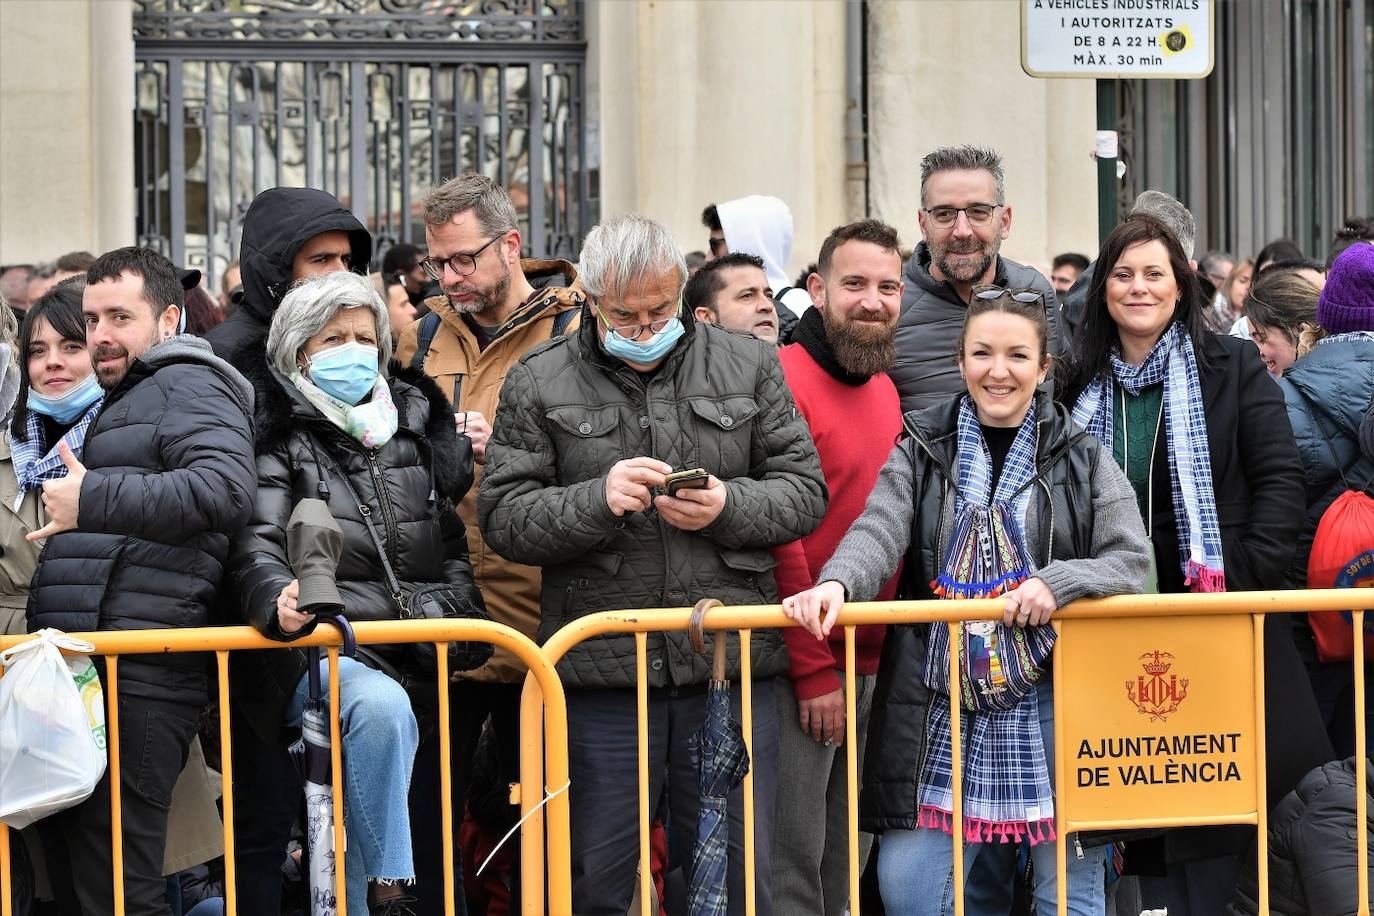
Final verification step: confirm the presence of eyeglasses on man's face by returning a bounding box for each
[594,302,681,341]
[419,233,504,281]
[923,204,1001,230]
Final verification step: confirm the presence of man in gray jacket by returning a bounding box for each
[478,213,827,915]
[891,145,1060,413]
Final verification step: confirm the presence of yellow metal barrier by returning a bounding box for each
[0,619,572,916]
[4,588,1374,916]
[520,587,1374,916]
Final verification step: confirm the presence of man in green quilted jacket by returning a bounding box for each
[478,213,827,915]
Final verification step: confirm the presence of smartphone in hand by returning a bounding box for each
[664,467,710,497]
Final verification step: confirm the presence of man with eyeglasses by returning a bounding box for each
[206,187,372,365]
[479,213,826,915]
[392,171,581,914]
[891,145,1060,413]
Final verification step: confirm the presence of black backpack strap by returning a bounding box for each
[551,307,577,337]
[409,312,442,372]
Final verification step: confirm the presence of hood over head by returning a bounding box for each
[717,195,795,292]
[238,187,372,322]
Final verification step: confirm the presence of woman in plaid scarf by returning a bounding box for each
[1061,215,1329,916]
[0,278,103,637]
[784,288,1150,915]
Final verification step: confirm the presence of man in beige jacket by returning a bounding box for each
[394,172,580,908]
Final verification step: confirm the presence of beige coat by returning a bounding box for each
[394,259,582,683]
[0,438,47,636]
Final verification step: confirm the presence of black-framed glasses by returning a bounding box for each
[594,302,682,341]
[419,233,503,281]
[923,203,1001,229]
[972,284,1046,309]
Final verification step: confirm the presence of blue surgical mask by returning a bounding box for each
[306,341,379,406]
[27,372,103,424]
[597,307,686,365]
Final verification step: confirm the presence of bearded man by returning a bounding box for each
[392,172,582,914]
[889,145,1060,412]
[769,219,905,916]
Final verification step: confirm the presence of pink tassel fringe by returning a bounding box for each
[916,805,1058,847]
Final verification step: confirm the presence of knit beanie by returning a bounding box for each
[1317,242,1374,333]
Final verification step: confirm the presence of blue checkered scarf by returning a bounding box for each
[917,395,1057,845]
[7,401,101,495]
[1071,322,1226,591]
[1317,331,1374,349]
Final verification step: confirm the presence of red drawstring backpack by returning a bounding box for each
[1304,404,1374,662]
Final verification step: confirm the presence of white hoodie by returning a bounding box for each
[716,195,812,317]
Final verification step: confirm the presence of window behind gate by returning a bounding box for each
[132,0,592,290]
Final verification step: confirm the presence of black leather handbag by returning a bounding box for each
[332,462,494,676]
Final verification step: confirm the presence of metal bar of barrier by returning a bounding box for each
[517,677,547,916]
[947,622,964,916]
[739,627,755,916]
[215,651,237,916]
[328,646,347,916]
[843,625,859,916]
[635,632,651,916]
[0,619,572,916]
[0,660,8,916]
[1254,615,1270,916]
[437,644,456,916]
[1356,611,1369,916]
[1054,620,1067,916]
[108,656,124,915]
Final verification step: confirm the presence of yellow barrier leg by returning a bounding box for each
[1355,612,1368,916]
[844,626,860,916]
[1053,621,1067,916]
[636,632,652,916]
[518,676,547,916]
[0,657,8,916]
[437,644,456,916]
[948,623,963,916]
[216,651,237,916]
[329,647,347,916]
[740,628,755,916]
[108,656,124,916]
[1253,615,1269,916]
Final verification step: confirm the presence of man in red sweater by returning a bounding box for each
[771,220,906,914]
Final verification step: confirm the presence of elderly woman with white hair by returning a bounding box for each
[228,269,481,916]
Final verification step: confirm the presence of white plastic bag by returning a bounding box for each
[0,628,107,828]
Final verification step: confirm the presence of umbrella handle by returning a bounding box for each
[315,612,357,659]
[688,598,728,682]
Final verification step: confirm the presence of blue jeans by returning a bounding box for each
[286,657,421,915]
[876,681,1105,916]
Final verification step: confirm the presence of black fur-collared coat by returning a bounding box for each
[227,354,478,744]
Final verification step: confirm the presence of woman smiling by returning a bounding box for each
[1062,214,1332,915]
[784,287,1148,914]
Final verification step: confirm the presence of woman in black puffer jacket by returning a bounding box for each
[228,270,480,916]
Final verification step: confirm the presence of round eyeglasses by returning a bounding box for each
[418,234,503,281]
[594,303,681,341]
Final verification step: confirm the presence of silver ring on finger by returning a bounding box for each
[823,737,833,747]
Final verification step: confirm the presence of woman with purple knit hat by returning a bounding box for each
[1279,240,1374,758]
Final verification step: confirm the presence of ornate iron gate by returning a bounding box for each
[132,0,591,290]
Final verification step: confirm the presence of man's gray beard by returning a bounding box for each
[931,241,996,285]
[824,308,897,377]
[448,264,511,320]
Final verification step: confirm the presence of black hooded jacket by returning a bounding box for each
[205,188,371,364]
[26,337,258,707]
[227,350,479,744]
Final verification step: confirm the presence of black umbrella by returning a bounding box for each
[686,599,751,916]
[294,612,356,916]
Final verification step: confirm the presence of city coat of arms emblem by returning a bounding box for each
[1125,650,1189,721]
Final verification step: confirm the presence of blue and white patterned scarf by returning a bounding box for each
[1071,322,1226,592]
[1317,331,1374,349]
[7,400,101,498]
[918,396,1058,845]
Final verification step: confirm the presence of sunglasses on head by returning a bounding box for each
[972,284,1046,308]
